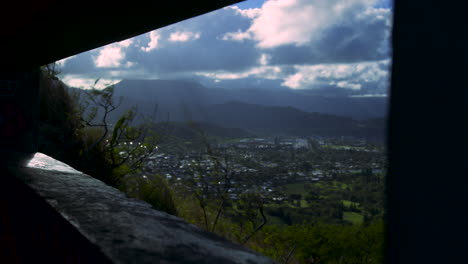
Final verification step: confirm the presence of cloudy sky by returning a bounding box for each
[57,0,393,97]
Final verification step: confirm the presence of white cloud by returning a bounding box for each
[58,0,391,96]
[249,0,319,48]
[141,31,160,52]
[227,6,261,19]
[124,61,136,68]
[93,39,134,68]
[337,81,361,90]
[282,72,304,89]
[224,0,379,48]
[282,60,389,89]
[61,75,120,89]
[94,46,124,67]
[118,39,134,47]
[196,65,283,80]
[221,30,253,42]
[169,31,201,42]
[259,53,271,65]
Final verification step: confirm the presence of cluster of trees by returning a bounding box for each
[253,220,385,264]
[38,64,176,214]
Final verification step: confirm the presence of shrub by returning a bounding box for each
[130,174,178,216]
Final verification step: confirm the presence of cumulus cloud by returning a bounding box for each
[59,5,258,80]
[223,0,376,48]
[118,39,133,47]
[61,75,120,89]
[141,31,160,52]
[58,0,392,97]
[258,53,271,65]
[228,6,261,19]
[93,39,134,68]
[196,65,283,80]
[94,46,124,67]
[281,60,390,91]
[337,81,361,90]
[169,31,201,42]
[221,30,253,42]
[249,0,323,48]
[223,0,391,65]
[123,7,258,73]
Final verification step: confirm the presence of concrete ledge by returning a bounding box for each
[6,153,276,264]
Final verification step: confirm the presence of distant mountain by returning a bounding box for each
[193,102,385,140]
[113,79,388,120]
[70,79,386,140]
[151,121,252,140]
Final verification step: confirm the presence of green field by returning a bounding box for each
[310,181,348,190]
[310,182,326,189]
[343,212,364,225]
[342,200,353,207]
[332,181,349,190]
[268,215,287,225]
[283,183,308,196]
[342,200,360,208]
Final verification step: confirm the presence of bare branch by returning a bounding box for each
[283,245,297,264]
[241,204,268,245]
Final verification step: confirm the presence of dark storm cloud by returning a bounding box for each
[125,7,260,73]
[60,7,261,77]
[58,0,392,96]
[127,36,259,73]
[60,52,96,74]
[267,10,391,65]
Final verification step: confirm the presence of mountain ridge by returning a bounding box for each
[69,79,386,140]
[114,79,387,120]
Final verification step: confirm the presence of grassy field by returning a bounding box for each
[309,182,325,189]
[342,200,360,208]
[310,181,348,190]
[332,181,349,190]
[283,183,308,196]
[343,212,364,225]
[267,215,286,225]
[342,200,353,207]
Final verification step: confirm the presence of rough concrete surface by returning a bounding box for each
[9,153,276,264]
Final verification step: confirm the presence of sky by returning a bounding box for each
[57,0,393,97]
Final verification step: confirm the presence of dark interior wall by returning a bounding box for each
[0,70,42,166]
[0,0,241,157]
[0,168,112,263]
[1,0,242,71]
[386,1,467,263]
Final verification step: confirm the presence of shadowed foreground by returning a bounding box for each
[2,153,276,264]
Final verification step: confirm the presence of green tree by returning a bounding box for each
[38,68,177,216]
[237,192,268,245]
[40,62,61,80]
[132,174,178,215]
[78,81,160,187]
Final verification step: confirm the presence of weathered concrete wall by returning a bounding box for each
[6,153,276,264]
